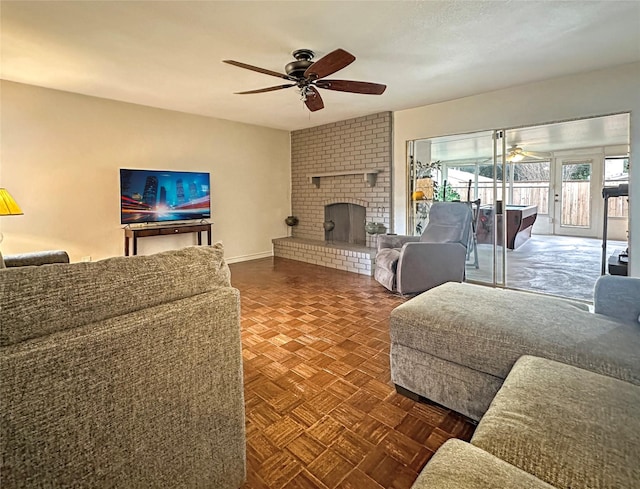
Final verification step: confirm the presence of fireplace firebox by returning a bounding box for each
[324,203,366,245]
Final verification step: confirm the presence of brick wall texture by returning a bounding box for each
[272,238,374,276]
[290,112,392,248]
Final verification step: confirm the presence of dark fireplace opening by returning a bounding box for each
[324,203,366,245]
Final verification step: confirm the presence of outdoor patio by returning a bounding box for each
[466,235,627,302]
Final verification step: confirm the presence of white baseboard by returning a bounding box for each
[225,250,273,264]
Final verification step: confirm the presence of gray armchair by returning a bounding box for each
[374,202,472,295]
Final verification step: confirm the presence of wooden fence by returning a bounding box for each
[449,181,628,225]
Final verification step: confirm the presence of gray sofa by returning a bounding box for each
[390,276,640,489]
[413,355,640,488]
[0,244,246,488]
[390,275,640,421]
[0,249,70,268]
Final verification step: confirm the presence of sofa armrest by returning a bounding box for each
[377,234,420,251]
[3,250,70,267]
[594,275,640,325]
[396,242,467,295]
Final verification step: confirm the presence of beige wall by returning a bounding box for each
[0,81,291,262]
[393,62,640,276]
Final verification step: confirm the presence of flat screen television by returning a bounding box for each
[120,169,211,224]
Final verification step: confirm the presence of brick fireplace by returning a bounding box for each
[273,112,392,275]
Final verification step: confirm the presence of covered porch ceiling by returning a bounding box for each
[426,113,630,163]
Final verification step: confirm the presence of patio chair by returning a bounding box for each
[374,202,472,295]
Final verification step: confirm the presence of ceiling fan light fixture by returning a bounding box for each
[510,152,524,162]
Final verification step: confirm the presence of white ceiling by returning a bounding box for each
[1,1,639,131]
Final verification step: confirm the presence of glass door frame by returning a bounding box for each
[493,130,507,287]
[406,129,507,288]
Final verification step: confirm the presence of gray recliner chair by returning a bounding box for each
[374,202,472,295]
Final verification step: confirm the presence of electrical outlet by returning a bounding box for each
[81,256,92,262]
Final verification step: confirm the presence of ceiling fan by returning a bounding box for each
[506,145,551,162]
[223,48,386,112]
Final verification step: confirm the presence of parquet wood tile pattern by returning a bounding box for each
[229,257,475,489]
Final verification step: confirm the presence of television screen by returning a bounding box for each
[120,169,211,224]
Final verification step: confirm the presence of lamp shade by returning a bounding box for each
[0,188,23,216]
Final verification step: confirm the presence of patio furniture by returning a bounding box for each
[466,199,481,269]
[601,183,628,274]
[477,204,538,250]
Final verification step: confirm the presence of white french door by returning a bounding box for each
[552,155,603,237]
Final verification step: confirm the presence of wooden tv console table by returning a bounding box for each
[124,222,212,256]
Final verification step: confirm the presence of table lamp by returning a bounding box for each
[0,188,23,245]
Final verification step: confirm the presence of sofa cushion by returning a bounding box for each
[412,439,555,489]
[0,244,230,346]
[472,355,640,489]
[390,282,640,386]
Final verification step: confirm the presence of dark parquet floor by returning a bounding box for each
[230,257,475,489]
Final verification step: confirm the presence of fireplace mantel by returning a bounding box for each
[307,168,383,188]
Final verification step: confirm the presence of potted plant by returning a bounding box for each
[414,160,441,200]
[413,160,441,234]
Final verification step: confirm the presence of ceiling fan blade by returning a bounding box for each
[304,49,355,79]
[315,79,386,95]
[223,60,293,80]
[235,84,296,94]
[305,86,324,112]
[523,150,552,159]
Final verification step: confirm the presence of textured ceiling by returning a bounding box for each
[1,1,639,131]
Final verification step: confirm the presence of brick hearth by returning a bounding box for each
[272,237,375,276]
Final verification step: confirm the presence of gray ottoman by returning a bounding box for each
[390,281,640,421]
[471,356,640,489]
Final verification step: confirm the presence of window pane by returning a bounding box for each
[442,164,499,204]
[604,157,629,218]
[561,163,591,227]
[512,162,550,214]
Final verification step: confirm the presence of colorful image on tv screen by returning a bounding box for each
[120,169,211,224]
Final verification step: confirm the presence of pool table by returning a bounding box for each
[477,204,538,250]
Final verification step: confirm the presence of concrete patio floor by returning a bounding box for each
[465,235,628,302]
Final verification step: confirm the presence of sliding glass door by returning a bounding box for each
[406,114,630,301]
[408,130,505,287]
